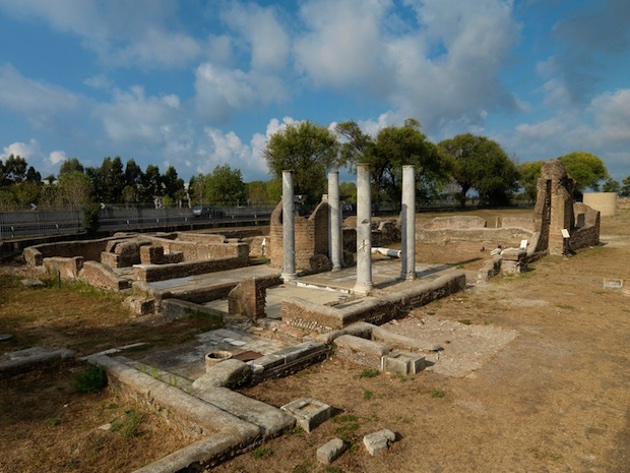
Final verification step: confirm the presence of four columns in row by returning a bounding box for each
[282,164,416,295]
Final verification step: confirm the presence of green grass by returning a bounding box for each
[359,367,380,378]
[73,365,107,393]
[111,408,144,438]
[251,447,273,459]
[363,389,373,400]
[431,389,446,398]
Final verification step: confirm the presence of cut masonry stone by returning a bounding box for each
[363,429,396,456]
[381,351,426,375]
[281,398,332,433]
[317,438,347,464]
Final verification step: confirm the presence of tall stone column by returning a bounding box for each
[401,165,416,280]
[328,171,342,271]
[282,170,296,281]
[353,164,373,295]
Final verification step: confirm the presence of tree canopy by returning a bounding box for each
[558,151,608,194]
[438,133,518,207]
[337,118,447,209]
[264,120,340,211]
[517,160,543,202]
[190,164,246,205]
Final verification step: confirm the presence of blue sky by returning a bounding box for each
[1,0,629,184]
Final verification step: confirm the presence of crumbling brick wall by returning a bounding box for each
[532,160,600,256]
[228,275,282,319]
[269,199,330,271]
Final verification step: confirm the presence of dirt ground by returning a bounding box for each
[2,207,630,472]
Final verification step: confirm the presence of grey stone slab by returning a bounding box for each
[317,438,347,464]
[281,398,332,433]
[381,351,426,375]
[273,341,327,363]
[333,334,391,356]
[363,429,396,456]
[192,386,294,439]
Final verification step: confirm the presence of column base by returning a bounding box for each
[352,282,373,296]
[281,272,297,282]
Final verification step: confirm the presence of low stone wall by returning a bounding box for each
[282,272,466,332]
[144,235,249,263]
[421,216,487,229]
[417,227,533,248]
[79,261,132,291]
[133,257,247,283]
[43,256,84,279]
[500,217,535,231]
[139,245,184,265]
[23,238,112,266]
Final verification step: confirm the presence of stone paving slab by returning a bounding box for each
[136,329,287,381]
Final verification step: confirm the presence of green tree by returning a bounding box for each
[518,160,543,202]
[191,165,246,205]
[602,178,620,193]
[59,158,84,176]
[438,133,518,207]
[621,176,630,197]
[141,164,162,203]
[58,171,94,208]
[339,181,357,205]
[2,154,28,183]
[558,151,609,195]
[339,119,448,210]
[162,166,185,206]
[246,180,274,206]
[264,120,340,211]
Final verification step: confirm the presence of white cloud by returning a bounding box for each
[1,139,41,161]
[0,0,201,69]
[0,65,80,117]
[49,150,68,165]
[292,0,520,132]
[196,127,269,181]
[590,89,630,145]
[294,0,392,92]
[96,86,185,144]
[112,27,202,69]
[194,63,287,124]
[221,3,290,71]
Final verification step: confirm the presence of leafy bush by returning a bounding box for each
[73,365,107,393]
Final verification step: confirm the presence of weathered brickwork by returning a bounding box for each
[269,199,330,271]
[228,275,282,319]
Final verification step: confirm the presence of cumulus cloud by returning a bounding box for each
[292,0,520,133]
[49,150,68,165]
[294,0,392,92]
[95,86,185,144]
[221,3,290,71]
[194,63,287,124]
[0,65,80,117]
[0,0,201,69]
[1,139,41,161]
[196,127,269,181]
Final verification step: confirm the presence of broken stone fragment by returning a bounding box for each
[317,438,347,464]
[363,428,396,456]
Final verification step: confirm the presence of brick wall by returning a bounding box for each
[269,199,330,271]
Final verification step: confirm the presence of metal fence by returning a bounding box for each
[0,205,275,241]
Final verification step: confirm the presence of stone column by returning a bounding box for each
[328,171,342,271]
[282,171,296,281]
[401,165,416,280]
[353,164,373,295]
